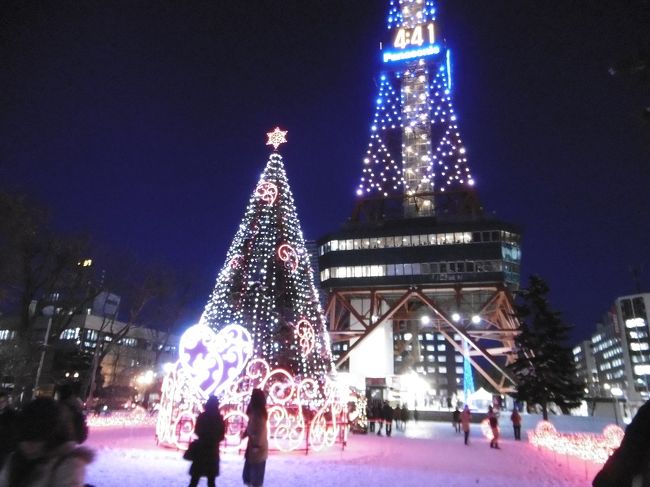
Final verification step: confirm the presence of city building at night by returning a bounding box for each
[0,292,178,402]
[573,292,650,419]
[317,0,522,410]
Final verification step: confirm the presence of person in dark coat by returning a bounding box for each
[188,396,225,487]
[460,405,471,445]
[382,402,393,437]
[452,407,461,433]
[510,409,522,440]
[400,404,409,431]
[0,392,18,470]
[242,388,268,487]
[367,401,375,433]
[593,399,650,487]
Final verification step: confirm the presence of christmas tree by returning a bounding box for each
[200,127,334,381]
[157,128,343,452]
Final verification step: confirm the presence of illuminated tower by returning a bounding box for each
[319,0,521,404]
[357,0,477,221]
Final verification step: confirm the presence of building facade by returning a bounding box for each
[573,293,650,417]
[0,298,178,402]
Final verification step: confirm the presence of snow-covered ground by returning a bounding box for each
[85,416,605,486]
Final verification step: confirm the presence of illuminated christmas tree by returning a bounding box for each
[201,127,334,380]
[157,129,344,453]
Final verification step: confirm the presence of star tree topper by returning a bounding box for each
[266,127,288,150]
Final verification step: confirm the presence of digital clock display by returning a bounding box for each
[392,22,436,50]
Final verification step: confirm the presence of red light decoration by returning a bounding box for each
[228,255,244,270]
[255,181,278,205]
[277,243,299,272]
[294,319,315,356]
[527,420,624,464]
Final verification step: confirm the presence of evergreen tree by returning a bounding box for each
[509,275,584,420]
[201,128,334,386]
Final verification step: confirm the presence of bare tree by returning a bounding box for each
[0,192,101,400]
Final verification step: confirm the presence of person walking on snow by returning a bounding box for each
[382,401,393,437]
[460,405,471,445]
[488,406,500,449]
[510,409,522,440]
[452,407,461,433]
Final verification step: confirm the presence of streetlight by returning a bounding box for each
[33,313,53,397]
[610,386,623,426]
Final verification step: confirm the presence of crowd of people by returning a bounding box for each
[4,383,649,487]
[0,386,93,487]
[367,401,412,436]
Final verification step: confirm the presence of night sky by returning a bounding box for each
[2,1,648,343]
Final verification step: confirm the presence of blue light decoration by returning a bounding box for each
[386,0,437,30]
[357,0,475,200]
[383,45,441,63]
[463,339,476,403]
[446,49,452,91]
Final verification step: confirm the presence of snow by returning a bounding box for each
[85,416,604,486]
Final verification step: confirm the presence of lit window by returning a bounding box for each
[0,330,16,341]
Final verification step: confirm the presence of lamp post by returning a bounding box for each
[610,386,623,426]
[33,315,53,397]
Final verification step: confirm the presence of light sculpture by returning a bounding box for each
[255,181,278,205]
[277,243,299,272]
[157,324,347,453]
[527,420,624,464]
[294,319,316,356]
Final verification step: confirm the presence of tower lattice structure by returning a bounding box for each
[319,0,521,396]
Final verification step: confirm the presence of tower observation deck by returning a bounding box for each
[318,0,522,403]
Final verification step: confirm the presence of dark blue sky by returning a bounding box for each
[1,1,648,343]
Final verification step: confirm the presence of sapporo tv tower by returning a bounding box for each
[317,0,522,405]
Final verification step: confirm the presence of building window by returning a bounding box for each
[0,330,16,341]
[60,328,80,340]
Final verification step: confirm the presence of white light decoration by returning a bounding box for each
[266,126,288,150]
[178,324,254,397]
[156,129,345,453]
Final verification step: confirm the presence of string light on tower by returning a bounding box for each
[356,0,475,208]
